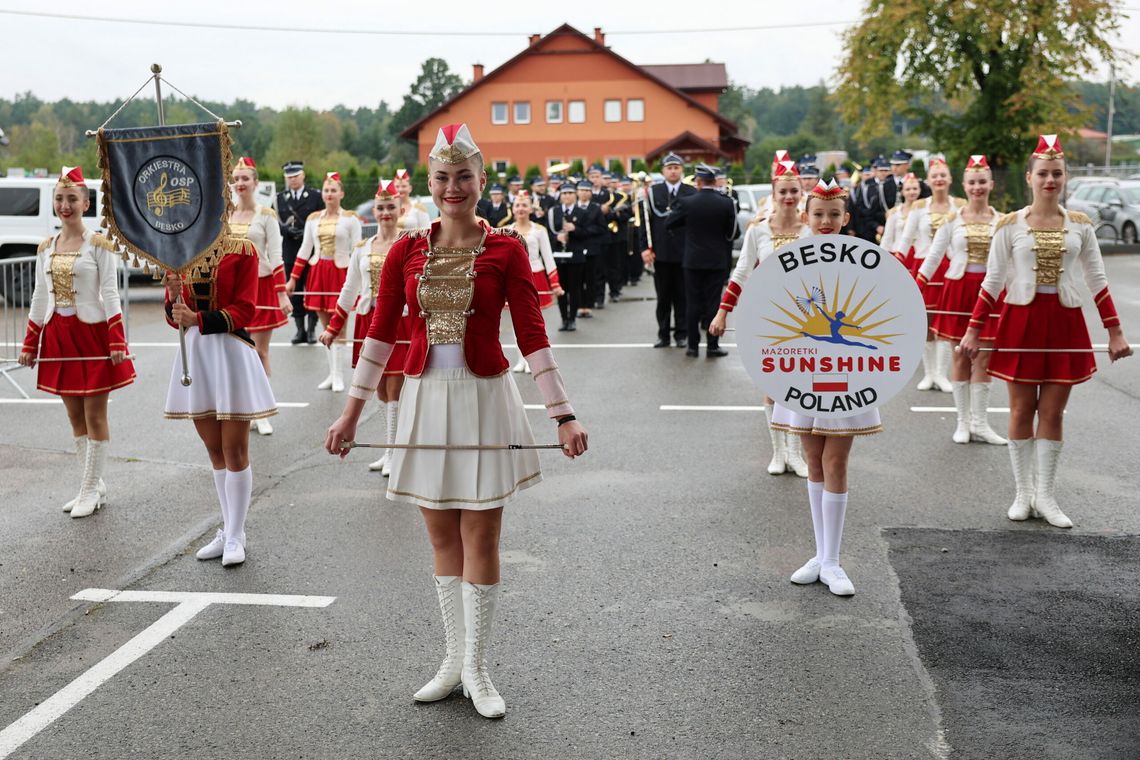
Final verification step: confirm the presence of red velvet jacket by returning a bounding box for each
[165,243,258,343]
[366,223,550,377]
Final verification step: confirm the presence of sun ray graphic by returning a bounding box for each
[757,275,902,347]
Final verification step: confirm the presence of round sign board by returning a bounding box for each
[735,234,927,419]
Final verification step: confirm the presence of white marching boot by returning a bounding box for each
[317,344,334,390]
[413,576,465,702]
[1006,439,1036,521]
[1033,439,1072,528]
[254,417,274,436]
[71,439,108,518]
[784,434,809,478]
[382,401,398,477]
[951,381,971,444]
[511,355,528,373]
[763,404,787,475]
[64,435,106,513]
[460,581,506,719]
[933,341,954,392]
[969,383,1006,445]
[330,343,345,393]
[916,341,936,390]
[369,400,391,471]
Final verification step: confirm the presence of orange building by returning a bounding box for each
[401,24,748,176]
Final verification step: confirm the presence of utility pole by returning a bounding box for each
[1105,63,1115,169]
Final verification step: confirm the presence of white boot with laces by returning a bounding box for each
[763,404,786,475]
[369,402,391,472]
[933,341,954,392]
[461,581,506,719]
[969,383,1006,445]
[1033,439,1072,528]
[63,435,105,513]
[330,342,345,393]
[71,439,108,518]
[916,341,936,390]
[317,345,334,390]
[950,381,971,444]
[414,576,465,702]
[1006,439,1036,521]
[381,401,398,477]
[784,434,809,478]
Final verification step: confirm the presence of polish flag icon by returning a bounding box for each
[813,373,848,392]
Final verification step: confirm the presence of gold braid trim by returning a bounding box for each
[307,210,322,221]
[259,206,279,219]
[995,211,1019,231]
[91,234,117,252]
[912,198,928,209]
[1067,210,1093,225]
[489,227,525,242]
[37,237,52,253]
[97,120,234,281]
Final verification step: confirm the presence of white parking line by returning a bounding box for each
[660,405,764,412]
[910,406,1010,413]
[0,589,335,759]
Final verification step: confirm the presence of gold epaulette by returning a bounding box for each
[1068,210,1093,226]
[91,234,117,252]
[886,206,899,219]
[412,201,427,212]
[489,227,525,242]
[342,210,359,219]
[307,210,322,221]
[994,211,1020,231]
[398,227,430,241]
[37,237,52,253]
[259,206,279,219]
[223,236,257,256]
[912,198,928,209]
[354,237,371,248]
[953,197,967,208]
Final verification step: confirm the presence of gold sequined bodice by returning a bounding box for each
[771,232,799,250]
[229,221,251,241]
[963,223,992,265]
[50,251,81,307]
[318,216,337,259]
[929,211,953,235]
[1028,228,1065,286]
[416,240,481,345]
[368,249,386,299]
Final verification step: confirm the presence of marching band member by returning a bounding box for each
[709,160,810,476]
[508,191,563,373]
[19,166,135,518]
[900,156,964,392]
[320,178,410,475]
[229,157,289,436]
[917,155,1005,445]
[879,173,921,263]
[960,135,1132,528]
[325,123,588,719]
[640,153,695,347]
[163,238,276,566]
[773,179,882,597]
[395,168,432,231]
[286,171,363,392]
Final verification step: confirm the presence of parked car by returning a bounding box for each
[731,183,772,250]
[1065,180,1140,245]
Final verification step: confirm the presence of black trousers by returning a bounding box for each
[581,254,603,310]
[557,261,584,322]
[604,239,625,296]
[282,244,312,326]
[626,228,642,283]
[653,261,686,342]
[685,268,724,350]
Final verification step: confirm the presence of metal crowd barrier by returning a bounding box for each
[0,255,131,398]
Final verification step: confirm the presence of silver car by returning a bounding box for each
[1066,181,1140,246]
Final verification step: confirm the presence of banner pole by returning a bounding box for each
[151,62,192,387]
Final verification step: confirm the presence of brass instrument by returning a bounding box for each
[607,190,629,233]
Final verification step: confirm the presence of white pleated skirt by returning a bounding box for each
[771,403,882,437]
[386,367,542,511]
[164,327,277,421]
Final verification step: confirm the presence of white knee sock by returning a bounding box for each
[807,480,824,561]
[821,490,848,569]
[224,467,253,544]
[212,468,229,535]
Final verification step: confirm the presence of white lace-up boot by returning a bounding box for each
[330,342,345,393]
[317,345,334,390]
[763,404,786,475]
[1033,439,1072,528]
[64,435,105,512]
[461,581,506,719]
[969,383,1006,445]
[933,341,954,392]
[71,439,108,518]
[951,381,971,443]
[414,576,465,702]
[1006,439,1036,521]
[916,341,936,390]
[381,401,398,477]
[254,417,273,435]
[784,434,809,478]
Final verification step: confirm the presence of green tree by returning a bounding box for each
[567,159,584,176]
[836,0,1126,180]
[265,108,326,174]
[391,58,466,134]
[411,164,429,196]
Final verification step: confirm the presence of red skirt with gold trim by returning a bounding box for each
[37,314,135,396]
[351,309,409,377]
[920,255,950,309]
[932,271,1001,342]
[304,259,346,313]
[531,270,556,310]
[987,294,1095,385]
[248,275,288,332]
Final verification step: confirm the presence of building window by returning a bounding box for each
[604,100,622,123]
[491,102,508,125]
[628,157,644,173]
[492,160,508,174]
[627,99,645,122]
[513,102,531,124]
[568,101,586,124]
[547,158,564,170]
[605,157,622,172]
[546,101,563,124]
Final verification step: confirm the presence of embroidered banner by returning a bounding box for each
[97,121,233,276]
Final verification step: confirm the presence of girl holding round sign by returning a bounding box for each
[959,135,1132,528]
[737,179,927,597]
[917,155,1006,446]
[710,159,810,477]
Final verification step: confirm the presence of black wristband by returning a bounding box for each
[557,414,577,427]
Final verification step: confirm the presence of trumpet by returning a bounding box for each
[607,190,629,233]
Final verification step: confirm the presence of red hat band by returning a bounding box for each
[809,178,848,200]
[1032,134,1064,160]
[374,178,398,199]
[772,160,800,182]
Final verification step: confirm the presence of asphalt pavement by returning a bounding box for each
[1,256,1138,760]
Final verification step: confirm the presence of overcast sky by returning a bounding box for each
[2,1,1137,111]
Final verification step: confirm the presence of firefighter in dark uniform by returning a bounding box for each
[476,184,512,227]
[851,156,889,242]
[550,183,605,332]
[276,161,325,344]
[599,172,632,303]
[621,176,643,287]
[529,176,553,230]
[639,153,696,347]
[666,164,739,357]
[881,149,931,208]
